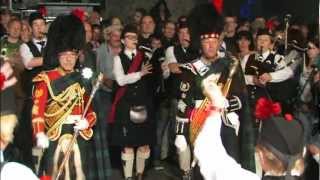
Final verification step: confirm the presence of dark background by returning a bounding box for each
[216,0,318,23]
[2,0,319,23]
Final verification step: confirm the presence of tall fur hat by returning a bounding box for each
[188,3,223,50]
[43,13,85,70]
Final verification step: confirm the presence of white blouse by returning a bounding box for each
[113,49,142,86]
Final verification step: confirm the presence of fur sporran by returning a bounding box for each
[129,105,147,124]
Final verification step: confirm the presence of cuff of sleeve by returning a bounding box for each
[163,69,170,79]
[32,117,45,136]
[245,75,254,85]
[86,112,96,127]
[23,59,33,70]
[269,72,276,81]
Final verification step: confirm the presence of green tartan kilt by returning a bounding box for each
[39,124,90,180]
[86,115,112,180]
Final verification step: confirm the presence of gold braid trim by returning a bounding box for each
[32,117,45,123]
[45,83,82,118]
[34,73,85,141]
[46,84,85,141]
[34,72,93,141]
[33,72,79,103]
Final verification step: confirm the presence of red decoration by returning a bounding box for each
[108,51,145,123]
[186,107,195,119]
[212,0,224,15]
[71,8,86,22]
[0,72,5,90]
[266,19,275,31]
[38,6,48,17]
[284,113,294,122]
[255,97,282,120]
[40,175,51,180]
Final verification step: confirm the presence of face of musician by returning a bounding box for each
[237,37,251,54]
[178,27,190,48]
[31,19,46,40]
[201,37,219,60]
[123,32,138,50]
[58,51,79,73]
[307,42,319,60]
[257,35,273,52]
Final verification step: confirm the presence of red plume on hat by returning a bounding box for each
[266,19,275,31]
[71,8,86,22]
[40,175,51,180]
[211,0,223,15]
[255,97,281,120]
[38,6,48,17]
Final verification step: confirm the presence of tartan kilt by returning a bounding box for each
[39,125,90,179]
[86,114,112,180]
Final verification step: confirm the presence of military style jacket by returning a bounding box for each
[176,56,244,121]
[31,68,96,141]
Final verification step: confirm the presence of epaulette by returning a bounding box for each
[179,62,198,75]
[32,69,55,82]
[190,59,210,76]
[33,72,49,82]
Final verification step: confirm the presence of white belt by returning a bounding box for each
[176,116,189,123]
[64,115,81,124]
[195,100,203,109]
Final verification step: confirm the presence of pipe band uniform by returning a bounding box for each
[31,13,96,180]
[244,28,296,114]
[175,4,256,178]
[109,24,156,180]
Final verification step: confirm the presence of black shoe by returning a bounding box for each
[126,177,134,180]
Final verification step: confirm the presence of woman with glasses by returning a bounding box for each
[109,25,154,180]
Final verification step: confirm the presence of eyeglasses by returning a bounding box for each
[125,35,138,41]
[58,51,78,58]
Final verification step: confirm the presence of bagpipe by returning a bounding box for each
[190,55,240,144]
[245,50,298,107]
